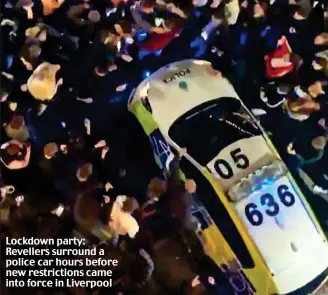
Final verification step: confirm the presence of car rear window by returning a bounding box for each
[169,97,261,166]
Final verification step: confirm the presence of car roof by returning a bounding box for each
[131,59,239,137]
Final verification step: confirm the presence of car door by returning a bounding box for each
[178,157,257,295]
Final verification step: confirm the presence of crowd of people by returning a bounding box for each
[1,0,328,294]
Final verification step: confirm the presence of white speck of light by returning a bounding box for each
[126,36,134,44]
[116,83,127,92]
[61,122,66,128]
[192,60,209,66]
[106,7,117,17]
[117,40,121,52]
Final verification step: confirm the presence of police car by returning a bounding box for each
[128,59,328,295]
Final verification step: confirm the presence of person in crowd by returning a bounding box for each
[76,162,93,183]
[73,184,114,239]
[0,140,31,170]
[119,247,155,292]
[23,62,63,102]
[95,27,123,76]
[3,115,30,142]
[20,23,49,71]
[38,142,61,175]
[188,253,235,295]
[109,195,140,241]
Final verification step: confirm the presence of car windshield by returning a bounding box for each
[168,97,262,166]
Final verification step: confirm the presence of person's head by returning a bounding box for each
[28,63,61,100]
[43,142,59,159]
[74,186,102,229]
[36,63,60,80]
[116,20,134,37]
[308,81,326,98]
[121,197,137,213]
[185,179,196,194]
[76,162,93,182]
[253,2,266,19]
[294,6,308,20]
[25,24,48,42]
[314,33,328,46]
[88,10,101,23]
[315,57,328,70]
[6,144,20,156]
[41,0,65,16]
[9,116,25,130]
[212,4,228,27]
[147,177,167,200]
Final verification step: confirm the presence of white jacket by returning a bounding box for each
[109,195,139,238]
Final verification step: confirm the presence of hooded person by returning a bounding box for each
[264,35,298,79]
[4,115,30,142]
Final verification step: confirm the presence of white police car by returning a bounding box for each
[128,59,328,295]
